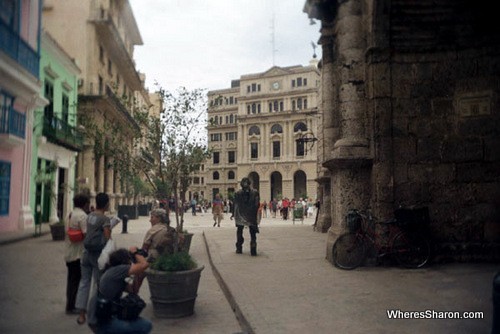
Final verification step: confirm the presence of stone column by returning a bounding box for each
[106,156,115,213]
[316,1,373,263]
[97,155,105,193]
[49,165,60,224]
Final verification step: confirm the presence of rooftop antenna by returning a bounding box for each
[271,13,277,66]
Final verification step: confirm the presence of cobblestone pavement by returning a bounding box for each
[0,211,497,333]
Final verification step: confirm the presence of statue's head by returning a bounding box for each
[240,177,251,189]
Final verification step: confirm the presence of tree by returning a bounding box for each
[135,86,210,232]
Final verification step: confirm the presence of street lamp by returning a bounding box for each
[295,132,318,155]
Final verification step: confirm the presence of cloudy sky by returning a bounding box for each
[129,0,322,93]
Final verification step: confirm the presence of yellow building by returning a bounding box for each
[206,61,320,202]
[42,0,151,211]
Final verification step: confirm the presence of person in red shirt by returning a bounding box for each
[282,198,290,220]
[212,193,224,227]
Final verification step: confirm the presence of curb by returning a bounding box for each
[202,231,254,334]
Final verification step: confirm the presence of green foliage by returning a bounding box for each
[150,252,197,272]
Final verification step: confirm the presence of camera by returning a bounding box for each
[129,248,148,263]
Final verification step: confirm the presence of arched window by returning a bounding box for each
[228,171,235,179]
[294,122,307,132]
[248,126,260,136]
[270,124,283,134]
[213,171,220,180]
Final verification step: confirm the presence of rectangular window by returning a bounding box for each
[297,98,303,110]
[291,80,295,87]
[44,80,54,119]
[296,141,305,157]
[99,46,104,64]
[252,83,256,92]
[304,98,308,110]
[0,161,11,215]
[99,76,103,95]
[193,177,200,184]
[273,141,281,158]
[297,78,303,87]
[228,151,235,163]
[304,78,308,86]
[213,152,220,164]
[62,94,69,123]
[250,143,258,159]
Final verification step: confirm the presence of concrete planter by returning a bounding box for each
[145,265,204,318]
[50,223,65,241]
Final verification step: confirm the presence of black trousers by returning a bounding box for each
[66,259,81,311]
[236,225,258,248]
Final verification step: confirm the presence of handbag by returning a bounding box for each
[67,228,84,242]
[98,239,116,270]
[114,293,146,320]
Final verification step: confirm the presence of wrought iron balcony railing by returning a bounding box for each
[42,115,83,152]
[0,19,39,78]
[0,105,26,139]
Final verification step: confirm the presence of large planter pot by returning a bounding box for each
[138,204,149,216]
[145,265,204,318]
[181,233,193,253]
[50,223,65,241]
[118,205,138,220]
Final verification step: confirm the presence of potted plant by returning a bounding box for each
[145,251,204,318]
[49,220,66,241]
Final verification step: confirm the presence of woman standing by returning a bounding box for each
[64,193,90,314]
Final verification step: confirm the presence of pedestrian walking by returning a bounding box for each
[212,194,224,227]
[75,192,112,325]
[231,178,260,256]
[64,193,90,315]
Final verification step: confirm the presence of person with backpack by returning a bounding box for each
[75,193,112,325]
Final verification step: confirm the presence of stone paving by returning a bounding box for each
[0,211,497,333]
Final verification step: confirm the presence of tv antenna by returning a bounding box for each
[271,13,278,66]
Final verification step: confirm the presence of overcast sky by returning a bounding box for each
[129,0,322,93]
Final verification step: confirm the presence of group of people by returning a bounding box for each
[65,192,180,334]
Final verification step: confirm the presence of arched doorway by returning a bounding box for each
[270,171,282,200]
[248,172,260,192]
[293,170,307,199]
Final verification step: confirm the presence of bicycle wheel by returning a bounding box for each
[392,232,430,268]
[332,233,366,270]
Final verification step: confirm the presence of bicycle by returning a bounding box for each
[332,209,431,270]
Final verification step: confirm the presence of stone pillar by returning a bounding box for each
[49,165,59,223]
[80,145,96,201]
[97,155,104,193]
[315,1,373,263]
[106,156,115,213]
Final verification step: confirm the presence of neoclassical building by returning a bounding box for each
[206,61,321,202]
[42,0,151,212]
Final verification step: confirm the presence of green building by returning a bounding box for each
[31,30,81,225]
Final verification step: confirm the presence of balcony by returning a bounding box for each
[0,105,26,147]
[42,115,83,152]
[0,20,39,78]
[91,10,142,91]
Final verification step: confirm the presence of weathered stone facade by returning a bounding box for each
[305,0,500,262]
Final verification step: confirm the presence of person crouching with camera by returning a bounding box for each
[87,247,152,334]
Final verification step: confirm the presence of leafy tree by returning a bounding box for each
[135,86,210,232]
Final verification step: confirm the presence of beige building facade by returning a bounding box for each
[42,0,151,211]
[206,62,321,203]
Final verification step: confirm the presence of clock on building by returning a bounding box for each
[272,81,280,90]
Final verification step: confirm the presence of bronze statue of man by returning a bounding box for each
[231,177,260,256]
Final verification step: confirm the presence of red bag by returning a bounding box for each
[67,228,84,242]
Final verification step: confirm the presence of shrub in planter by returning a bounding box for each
[146,252,204,318]
[50,221,66,241]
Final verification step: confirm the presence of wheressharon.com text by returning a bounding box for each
[386,309,484,320]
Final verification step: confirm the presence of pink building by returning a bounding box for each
[0,0,47,233]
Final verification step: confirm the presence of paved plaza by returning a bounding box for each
[0,211,497,333]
